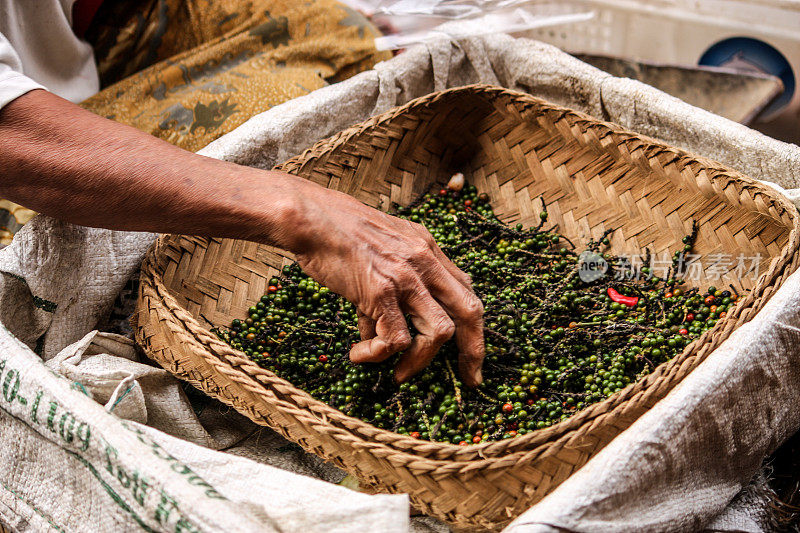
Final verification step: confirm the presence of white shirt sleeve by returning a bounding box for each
[0,31,45,110]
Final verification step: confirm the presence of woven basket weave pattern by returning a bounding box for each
[135,85,800,530]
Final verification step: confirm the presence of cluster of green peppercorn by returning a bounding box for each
[214,182,738,445]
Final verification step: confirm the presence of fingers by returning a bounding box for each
[430,244,473,289]
[455,318,485,387]
[349,299,411,364]
[409,222,473,289]
[357,310,376,340]
[347,221,485,387]
[410,222,485,385]
[420,262,485,387]
[394,290,455,383]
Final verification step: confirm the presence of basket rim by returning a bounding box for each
[138,84,800,465]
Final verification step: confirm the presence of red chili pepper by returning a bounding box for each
[607,287,639,307]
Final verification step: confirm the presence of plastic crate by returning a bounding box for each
[523,0,800,141]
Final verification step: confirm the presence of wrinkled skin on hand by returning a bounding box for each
[283,179,485,387]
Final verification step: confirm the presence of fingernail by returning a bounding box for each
[473,368,483,386]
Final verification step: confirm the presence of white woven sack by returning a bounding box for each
[1,34,800,532]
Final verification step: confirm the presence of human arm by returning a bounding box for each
[0,89,485,385]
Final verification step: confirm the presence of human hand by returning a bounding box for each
[277,175,485,386]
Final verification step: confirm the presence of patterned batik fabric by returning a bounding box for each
[80,0,389,151]
[0,0,389,245]
[0,201,37,245]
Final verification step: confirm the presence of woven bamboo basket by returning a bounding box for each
[135,85,800,530]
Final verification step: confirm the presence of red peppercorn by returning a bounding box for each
[507,430,517,437]
[409,431,420,439]
[318,354,328,363]
[704,296,715,305]
[526,398,535,406]
[665,292,673,299]
[502,403,513,413]
[685,313,695,322]
[458,440,468,446]
[268,285,277,293]
[679,328,688,335]
[472,435,481,444]
[438,189,447,196]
